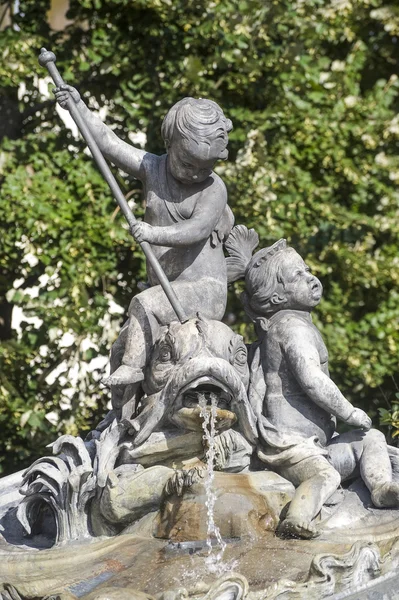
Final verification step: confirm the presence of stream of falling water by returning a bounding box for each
[198,393,227,574]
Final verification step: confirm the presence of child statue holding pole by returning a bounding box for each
[55,85,234,412]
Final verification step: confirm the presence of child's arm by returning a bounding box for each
[132,179,227,247]
[284,325,371,428]
[54,85,147,180]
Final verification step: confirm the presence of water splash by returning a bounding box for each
[199,393,227,573]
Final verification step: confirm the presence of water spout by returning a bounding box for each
[199,393,227,573]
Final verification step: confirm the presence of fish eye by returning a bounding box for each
[159,344,172,362]
[233,345,247,367]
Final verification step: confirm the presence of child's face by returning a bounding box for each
[167,136,218,184]
[279,251,323,311]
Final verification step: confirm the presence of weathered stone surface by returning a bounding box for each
[119,431,204,469]
[155,471,294,542]
[98,465,172,529]
[1,532,397,600]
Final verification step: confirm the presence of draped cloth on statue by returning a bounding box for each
[247,324,328,471]
[148,154,234,247]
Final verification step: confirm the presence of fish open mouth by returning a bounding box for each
[171,376,237,433]
[176,376,234,410]
[162,356,257,444]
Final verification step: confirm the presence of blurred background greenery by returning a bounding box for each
[0,0,398,475]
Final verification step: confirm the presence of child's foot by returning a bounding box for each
[278,518,319,539]
[371,482,399,508]
[103,365,144,387]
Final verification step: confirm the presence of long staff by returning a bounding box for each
[38,47,188,324]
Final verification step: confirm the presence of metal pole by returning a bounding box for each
[38,48,188,324]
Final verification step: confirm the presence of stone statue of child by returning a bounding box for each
[226,226,399,539]
[55,87,234,392]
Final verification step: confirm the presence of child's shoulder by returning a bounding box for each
[141,152,163,178]
[210,171,227,191]
[273,312,314,338]
[201,171,227,202]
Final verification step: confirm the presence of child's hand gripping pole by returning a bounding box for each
[38,48,188,324]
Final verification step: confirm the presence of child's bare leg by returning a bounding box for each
[279,457,341,539]
[360,429,399,507]
[115,312,153,383]
[328,428,399,508]
[106,287,168,386]
[106,319,129,407]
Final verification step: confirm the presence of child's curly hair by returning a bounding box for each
[225,226,296,317]
[161,97,232,159]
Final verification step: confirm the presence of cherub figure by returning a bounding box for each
[226,226,399,539]
[55,87,234,398]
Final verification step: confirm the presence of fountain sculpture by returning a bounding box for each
[1,49,399,600]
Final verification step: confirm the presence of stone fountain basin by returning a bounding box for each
[2,470,399,599]
[0,530,365,598]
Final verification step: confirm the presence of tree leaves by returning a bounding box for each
[0,0,398,472]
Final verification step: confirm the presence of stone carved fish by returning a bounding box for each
[126,316,258,447]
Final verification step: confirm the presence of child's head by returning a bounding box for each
[245,240,323,315]
[161,98,232,184]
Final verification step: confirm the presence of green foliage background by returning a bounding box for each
[0,0,398,475]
